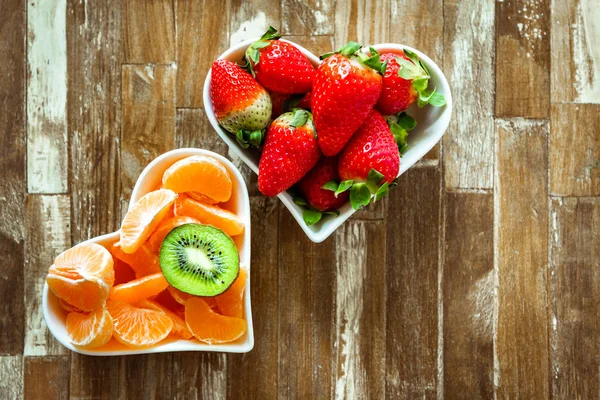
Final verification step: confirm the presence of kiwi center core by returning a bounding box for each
[185,247,216,272]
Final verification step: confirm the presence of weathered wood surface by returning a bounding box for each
[5,0,600,398]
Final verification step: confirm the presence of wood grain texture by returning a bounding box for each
[281,0,334,36]
[495,0,550,118]
[277,210,335,399]
[227,197,279,399]
[68,0,123,240]
[122,0,175,63]
[443,192,494,399]
[228,0,280,46]
[121,64,176,201]
[27,0,69,193]
[24,356,70,400]
[0,356,23,399]
[495,119,549,398]
[69,355,123,399]
[176,0,230,107]
[334,0,390,47]
[175,108,228,155]
[551,0,600,103]
[24,195,71,356]
[443,0,495,189]
[172,353,227,399]
[550,197,600,399]
[386,167,440,399]
[334,221,386,399]
[121,355,174,399]
[285,35,334,57]
[550,104,600,196]
[0,0,26,356]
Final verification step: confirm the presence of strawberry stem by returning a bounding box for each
[338,41,362,57]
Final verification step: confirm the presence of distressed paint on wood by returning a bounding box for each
[334,221,386,399]
[443,0,495,189]
[285,35,334,57]
[495,0,551,118]
[443,192,494,399]
[549,197,600,399]
[551,0,600,103]
[175,108,228,155]
[176,0,230,107]
[27,0,69,193]
[24,356,70,400]
[172,353,227,400]
[281,0,334,36]
[122,0,175,63]
[495,119,549,398]
[24,195,71,356]
[68,0,123,241]
[550,104,600,196]
[0,356,23,399]
[386,167,440,399]
[229,0,280,46]
[334,0,390,47]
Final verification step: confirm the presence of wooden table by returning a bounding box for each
[2,0,599,398]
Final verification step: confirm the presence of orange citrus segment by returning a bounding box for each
[187,192,219,204]
[110,242,161,278]
[174,197,244,237]
[215,267,247,318]
[66,308,113,349]
[162,155,232,202]
[185,297,247,344]
[107,300,173,348]
[112,257,136,285]
[167,285,220,313]
[46,243,114,311]
[136,299,192,340]
[59,298,83,314]
[109,273,169,304]
[146,216,201,253]
[120,189,177,254]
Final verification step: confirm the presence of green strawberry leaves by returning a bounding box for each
[321,42,386,75]
[234,128,265,149]
[396,49,447,108]
[244,26,281,77]
[362,47,388,75]
[350,183,372,210]
[322,168,393,210]
[290,190,342,227]
[387,112,417,155]
[289,109,309,127]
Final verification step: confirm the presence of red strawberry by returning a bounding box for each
[210,59,272,148]
[335,110,400,209]
[376,50,446,115]
[312,42,385,156]
[270,92,292,119]
[295,91,312,109]
[246,27,315,94]
[297,157,349,212]
[258,109,321,196]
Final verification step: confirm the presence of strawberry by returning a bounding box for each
[295,91,312,109]
[258,109,321,196]
[312,42,385,156]
[376,50,446,115]
[270,92,292,119]
[298,157,349,212]
[245,27,315,94]
[210,59,272,148]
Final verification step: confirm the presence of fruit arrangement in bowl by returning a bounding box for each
[203,27,452,243]
[42,149,253,355]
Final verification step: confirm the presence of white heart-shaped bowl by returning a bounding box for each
[204,39,453,243]
[42,148,254,355]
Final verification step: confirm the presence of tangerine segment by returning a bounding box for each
[113,257,136,285]
[215,267,247,318]
[109,273,169,304]
[174,198,244,237]
[162,155,232,203]
[46,243,115,312]
[110,242,161,278]
[59,298,83,314]
[168,286,220,312]
[66,308,113,349]
[146,216,201,253]
[107,300,173,348]
[136,299,192,340]
[120,189,177,254]
[185,297,247,344]
[187,192,219,205]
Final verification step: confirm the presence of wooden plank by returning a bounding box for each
[333,221,386,399]
[443,192,494,398]
[27,0,69,193]
[285,35,334,57]
[172,353,227,400]
[386,167,440,399]
[67,0,122,241]
[176,0,230,107]
[121,64,176,202]
[442,0,495,189]
[277,208,335,399]
[24,356,70,400]
[0,0,26,356]
[550,104,600,196]
[495,0,550,118]
[175,108,228,155]
[227,197,280,399]
[122,0,175,63]
[281,0,334,36]
[121,355,174,398]
[228,0,280,46]
[0,356,23,399]
[495,119,549,398]
[70,354,122,399]
[550,197,600,399]
[551,0,600,103]
[24,195,71,356]
[334,0,390,47]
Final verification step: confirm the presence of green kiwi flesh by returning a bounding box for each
[159,223,239,296]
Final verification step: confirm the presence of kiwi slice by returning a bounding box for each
[159,223,239,296]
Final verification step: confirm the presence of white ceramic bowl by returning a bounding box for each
[203,39,453,243]
[42,148,254,355]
